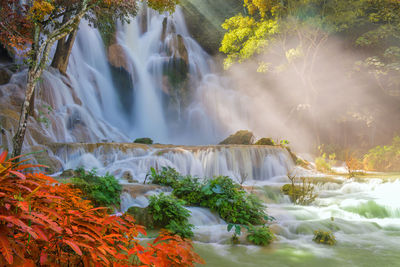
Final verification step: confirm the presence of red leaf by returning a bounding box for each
[0,151,7,163]
[40,252,48,265]
[63,240,82,256]
[9,170,26,180]
[0,231,13,264]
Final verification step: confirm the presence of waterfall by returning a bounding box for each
[51,143,294,183]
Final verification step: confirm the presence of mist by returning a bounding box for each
[199,31,400,153]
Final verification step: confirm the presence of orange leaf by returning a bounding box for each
[63,240,82,256]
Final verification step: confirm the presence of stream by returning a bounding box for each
[52,144,400,267]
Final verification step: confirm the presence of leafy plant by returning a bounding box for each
[148,168,274,228]
[282,172,318,205]
[363,136,400,171]
[247,226,275,246]
[70,168,122,208]
[148,166,181,187]
[148,193,194,239]
[315,156,332,173]
[313,230,336,246]
[345,151,364,177]
[0,150,204,266]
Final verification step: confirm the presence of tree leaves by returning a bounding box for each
[0,152,203,266]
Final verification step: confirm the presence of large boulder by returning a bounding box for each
[219,130,255,145]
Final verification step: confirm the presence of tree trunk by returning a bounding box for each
[50,28,78,75]
[12,69,37,157]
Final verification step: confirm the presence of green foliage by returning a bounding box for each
[282,173,318,205]
[148,193,194,238]
[148,168,273,227]
[315,156,332,173]
[199,176,270,225]
[219,130,255,145]
[134,137,154,144]
[247,226,274,246]
[220,14,278,69]
[255,138,275,146]
[70,168,121,208]
[313,230,336,246]
[148,166,181,187]
[363,136,400,171]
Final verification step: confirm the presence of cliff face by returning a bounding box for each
[180,0,243,55]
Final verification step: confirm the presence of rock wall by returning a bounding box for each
[180,0,243,55]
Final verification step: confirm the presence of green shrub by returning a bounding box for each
[134,137,153,144]
[148,193,194,238]
[255,138,275,146]
[315,156,332,173]
[219,130,255,145]
[148,167,181,187]
[313,230,336,245]
[363,136,400,171]
[200,176,270,225]
[282,173,318,205]
[247,226,274,246]
[173,176,204,205]
[148,168,273,227]
[70,168,121,208]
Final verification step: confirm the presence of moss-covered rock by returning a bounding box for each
[255,138,275,146]
[126,206,154,228]
[134,138,153,144]
[219,130,255,145]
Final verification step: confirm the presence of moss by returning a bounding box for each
[219,130,255,145]
[313,230,336,245]
[134,138,153,145]
[255,138,275,146]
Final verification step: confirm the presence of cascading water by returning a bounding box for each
[2,4,400,267]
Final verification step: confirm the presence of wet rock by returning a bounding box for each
[122,184,164,199]
[0,68,12,85]
[108,44,130,73]
[122,171,139,183]
[30,147,63,174]
[126,206,154,227]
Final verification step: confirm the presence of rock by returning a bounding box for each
[108,44,130,73]
[126,206,154,227]
[255,138,276,146]
[219,130,255,145]
[0,68,12,85]
[177,35,189,65]
[30,147,63,174]
[180,0,243,55]
[122,184,164,199]
[122,171,138,183]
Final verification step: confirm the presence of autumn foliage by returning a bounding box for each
[0,151,204,266]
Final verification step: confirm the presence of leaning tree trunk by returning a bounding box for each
[50,29,77,74]
[11,0,90,158]
[11,68,40,157]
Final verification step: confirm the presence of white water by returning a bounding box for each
[53,144,294,183]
